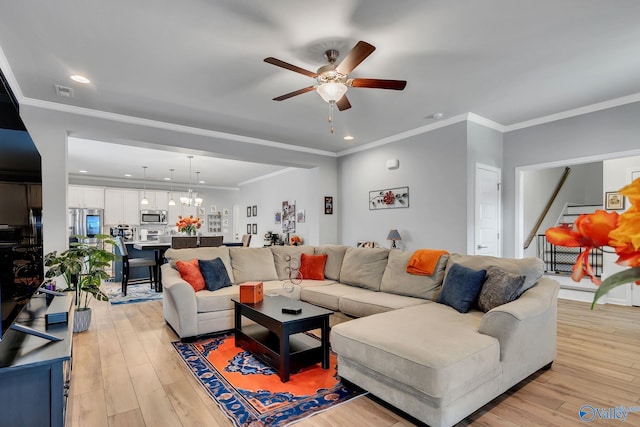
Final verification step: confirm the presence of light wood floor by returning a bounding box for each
[66,298,640,427]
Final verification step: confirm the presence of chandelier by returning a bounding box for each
[179,155,203,206]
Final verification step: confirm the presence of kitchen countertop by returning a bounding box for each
[131,241,171,250]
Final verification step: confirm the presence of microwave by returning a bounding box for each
[140,210,168,225]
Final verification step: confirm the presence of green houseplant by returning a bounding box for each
[44,234,116,332]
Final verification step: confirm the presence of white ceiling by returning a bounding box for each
[1,0,640,185]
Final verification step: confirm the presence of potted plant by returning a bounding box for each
[44,234,116,332]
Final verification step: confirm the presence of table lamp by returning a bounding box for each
[387,229,402,248]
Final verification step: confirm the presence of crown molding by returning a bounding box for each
[237,167,298,186]
[68,173,240,191]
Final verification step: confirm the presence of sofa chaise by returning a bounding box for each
[161,244,558,427]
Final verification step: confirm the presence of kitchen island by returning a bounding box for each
[113,241,171,292]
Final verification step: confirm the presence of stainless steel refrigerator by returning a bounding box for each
[68,208,104,242]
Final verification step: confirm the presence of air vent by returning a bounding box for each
[54,85,74,97]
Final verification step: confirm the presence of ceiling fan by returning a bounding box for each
[264,41,407,132]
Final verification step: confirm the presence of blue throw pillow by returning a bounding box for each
[198,258,232,291]
[437,263,487,313]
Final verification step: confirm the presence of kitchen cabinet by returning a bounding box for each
[28,184,42,209]
[105,189,140,225]
[139,191,169,210]
[68,185,104,208]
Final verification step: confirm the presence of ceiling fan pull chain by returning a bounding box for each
[329,102,334,133]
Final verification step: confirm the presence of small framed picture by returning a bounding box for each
[247,224,251,234]
[247,206,252,217]
[252,223,258,234]
[223,208,229,216]
[297,209,305,223]
[274,211,281,224]
[210,205,217,213]
[252,205,258,216]
[222,219,229,226]
[198,207,206,216]
[605,192,625,210]
[325,196,333,215]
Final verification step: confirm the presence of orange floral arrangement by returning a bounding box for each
[289,235,302,246]
[545,177,640,307]
[176,215,201,234]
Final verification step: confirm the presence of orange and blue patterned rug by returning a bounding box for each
[172,333,366,427]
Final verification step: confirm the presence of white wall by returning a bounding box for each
[338,122,469,252]
[504,101,640,258]
[230,162,338,247]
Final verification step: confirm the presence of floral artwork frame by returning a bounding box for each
[605,191,625,210]
[369,186,410,210]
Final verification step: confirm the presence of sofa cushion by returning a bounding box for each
[437,263,486,313]
[300,283,373,311]
[339,247,390,291]
[380,250,448,300]
[477,266,525,312]
[270,245,315,280]
[164,247,234,283]
[229,247,279,283]
[330,303,499,405]
[198,258,232,292]
[314,245,349,280]
[298,253,328,280]
[446,254,544,296]
[176,259,205,292]
[339,292,431,318]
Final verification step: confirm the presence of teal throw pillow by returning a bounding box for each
[199,258,231,291]
[437,263,487,313]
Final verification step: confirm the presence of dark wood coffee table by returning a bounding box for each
[232,295,333,382]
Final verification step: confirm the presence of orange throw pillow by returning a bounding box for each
[298,253,328,280]
[176,259,205,292]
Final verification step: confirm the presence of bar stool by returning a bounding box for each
[198,236,223,247]
[114,236,157,296]
[171,236,198,249]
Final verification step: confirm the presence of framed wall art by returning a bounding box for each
[369,186,409,210]
[252,223,258,234]
[247,224,251,234]
[325,196,333,215]
[297,209,305,223]
[252,205,258,216]
[247,206,252,217]
[605,191,625,210]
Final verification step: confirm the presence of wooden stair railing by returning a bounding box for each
[524,167,571,250]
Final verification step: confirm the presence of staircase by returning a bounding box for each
[537,203,604,291]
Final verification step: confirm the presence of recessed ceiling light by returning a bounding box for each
[124,174,132,177]
[343,135,354,141]
[199,180,205,184]
[70,75,90,84]
[79,170,87,173]
[164,177,171,181]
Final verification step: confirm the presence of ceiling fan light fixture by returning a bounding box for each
[316,82,348,103]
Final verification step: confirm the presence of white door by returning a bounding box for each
[475,164,501,256]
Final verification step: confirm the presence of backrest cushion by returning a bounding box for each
[164,247,234,283]
[176,259,205,292]
[198,258,232,292]
[298,253,328,280]
[270,245,315,280]
[380,250,448,300]
[314,245,349,280]
[339,247,390,291]
[477,266,525,312]
[437,263,486,313]
[446,254,544,296]
[229,247,278,283]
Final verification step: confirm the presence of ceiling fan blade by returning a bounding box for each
[350,78,407,90]
[335,41,376,75]
[336,95,351,111]
[272,86,316,101]
[264,57,317,78]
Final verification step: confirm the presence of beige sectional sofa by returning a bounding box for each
[161,244,558,427]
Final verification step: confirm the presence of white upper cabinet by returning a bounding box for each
[105,189,140,225]
[138,191,168,210]
[68,185,104,208]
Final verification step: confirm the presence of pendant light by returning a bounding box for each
[180,155,199,206]
[140,166,149,205]
[168,168,176,206]
[194,171,203,207]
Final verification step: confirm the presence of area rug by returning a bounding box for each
[172,333,366,427]
[102,282,163,305]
